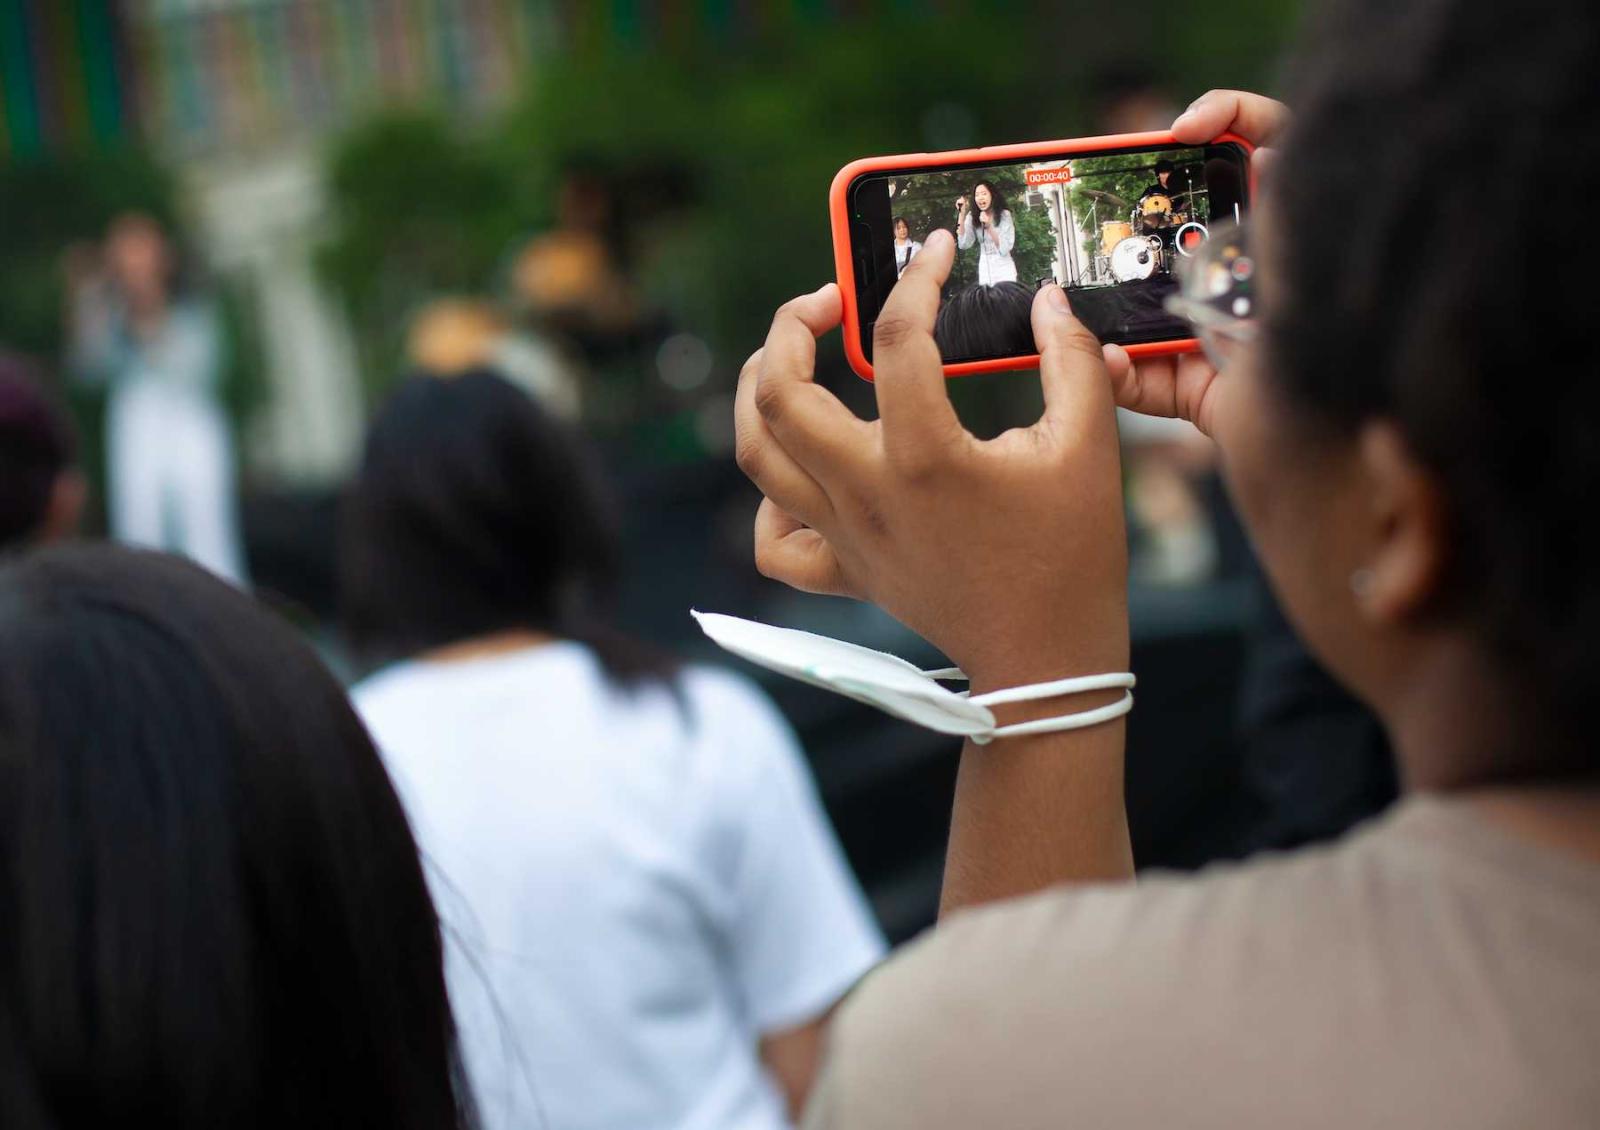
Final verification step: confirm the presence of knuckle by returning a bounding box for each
[752,537,782,579]
[733,436,765,480]
[752,377,790,426]
[872,313,921,353]
[1053,320,1105,362]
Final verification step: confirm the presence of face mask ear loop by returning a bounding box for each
[970,690,1136,745]
[968,672,1135,707]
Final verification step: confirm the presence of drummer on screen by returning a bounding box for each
[1139,159,1190,212]
[955,181,1018,285]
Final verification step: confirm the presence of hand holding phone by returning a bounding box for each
[733,241,1130,690]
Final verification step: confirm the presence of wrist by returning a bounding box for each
[957,619,1130,704]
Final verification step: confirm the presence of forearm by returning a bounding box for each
[941,720,1131,915]
[939,617,1134,916]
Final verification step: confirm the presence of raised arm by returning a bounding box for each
[733,231,1133,915]
[956,211,976,249]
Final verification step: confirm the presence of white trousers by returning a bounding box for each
[106,379,247,585]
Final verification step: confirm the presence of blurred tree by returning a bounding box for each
[318,112,524,404]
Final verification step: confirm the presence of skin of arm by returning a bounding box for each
[957,210,975,249]
[759,1014,830,1122]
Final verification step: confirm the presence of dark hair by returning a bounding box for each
[935,281,1036,361]
[893,216,910,234]
[1270,0,1600,766]
[970,180,1009,225]
[340,368,672,685]
[0,354,72,550]
[1154,159,1175,176]
[0,545,475,1128]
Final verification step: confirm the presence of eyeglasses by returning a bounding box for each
[1163,218,1259,370]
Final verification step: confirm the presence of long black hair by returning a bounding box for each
[969,180,1010,231]
[340,368,672,685]
[0,544,476,1128]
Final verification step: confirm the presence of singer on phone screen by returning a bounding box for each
[955,181,1018,285]
[893,218,923,279]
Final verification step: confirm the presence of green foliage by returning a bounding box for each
[318,111,525,401]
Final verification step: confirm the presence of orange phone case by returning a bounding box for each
[829,130,1255,381]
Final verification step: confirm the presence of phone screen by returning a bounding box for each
[847,140,1250,365]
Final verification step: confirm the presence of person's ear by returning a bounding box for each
[38,470,87,543]
[1354,421,1449,625]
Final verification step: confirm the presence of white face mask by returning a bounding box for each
[692,611,1133,744]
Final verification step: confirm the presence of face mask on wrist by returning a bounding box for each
[692,611,1133,744]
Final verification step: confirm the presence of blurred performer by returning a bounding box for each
[955,181,1018,285]
[893,217,923,278]
[0,353,85,551]
[66,214,246,584]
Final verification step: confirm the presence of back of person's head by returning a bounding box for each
[1271,0,1599,764]
[935,281,1036,361]
[0,545,473,1128]
[0,354,80,551]
[341,368,666,683]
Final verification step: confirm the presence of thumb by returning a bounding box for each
[1032,284,1113,427]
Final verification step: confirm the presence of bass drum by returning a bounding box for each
[1100,220,1133,256]
[1110,235,1163,282]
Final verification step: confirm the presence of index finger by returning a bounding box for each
[754,283,867,475]
[872,228,962,446]
[1171,89,1290,147]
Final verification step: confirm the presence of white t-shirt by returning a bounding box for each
[354,643,885,1130]
[894,240,922,277]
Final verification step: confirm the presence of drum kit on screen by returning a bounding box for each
[1080,173,1210,286]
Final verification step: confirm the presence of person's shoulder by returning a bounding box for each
[678,662,787,729]
[812,814,1453,1128]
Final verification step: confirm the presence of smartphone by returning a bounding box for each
[830,131,1254,380]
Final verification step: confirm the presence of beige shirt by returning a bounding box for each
[805,798,1600,1129]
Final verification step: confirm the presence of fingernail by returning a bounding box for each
[1046,284,1070,313]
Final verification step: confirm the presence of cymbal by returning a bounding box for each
[1073,186,1131,206]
